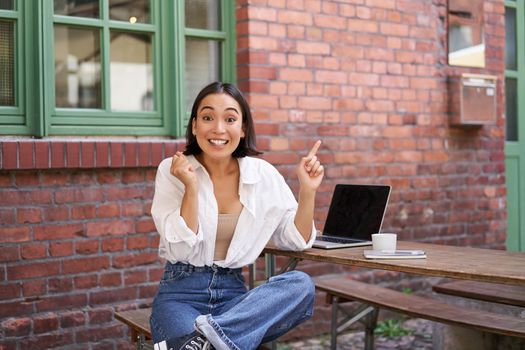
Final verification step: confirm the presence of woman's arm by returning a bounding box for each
[170,152,199,234]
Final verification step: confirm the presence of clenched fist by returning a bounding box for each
[170,151,198,189]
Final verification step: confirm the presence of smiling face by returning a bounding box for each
[192,93,245,162]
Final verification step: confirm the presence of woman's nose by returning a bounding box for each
[213,120,226,133]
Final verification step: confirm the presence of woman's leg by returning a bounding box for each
[195,270,315,350]
[150,263,212,343]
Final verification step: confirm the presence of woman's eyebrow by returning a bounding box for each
[199,105,240,114]
[225,107,240,114]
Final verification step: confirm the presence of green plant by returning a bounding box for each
[276,343,292,350]
[402,287,413,294]
[374,318,412,337]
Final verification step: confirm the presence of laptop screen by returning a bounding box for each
[323,184,391,240]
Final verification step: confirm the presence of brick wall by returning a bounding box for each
[237,0,506,247]
[0,167,161,349]
[0,0,507,348]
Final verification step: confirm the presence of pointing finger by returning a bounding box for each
[306,140,322,158]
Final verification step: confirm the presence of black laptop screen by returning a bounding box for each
[323,184,391,240]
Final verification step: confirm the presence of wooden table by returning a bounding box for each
[263,241,525,286]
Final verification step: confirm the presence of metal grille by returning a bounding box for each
[0,20,14,106]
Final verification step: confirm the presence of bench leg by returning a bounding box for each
[331,296,339,350]
[329,296,377,350]
[364,308,379,350]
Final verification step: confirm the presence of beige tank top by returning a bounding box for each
[214,213,240,261]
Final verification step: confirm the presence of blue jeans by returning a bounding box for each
[150,262,315,350]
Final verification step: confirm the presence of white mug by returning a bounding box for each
[372,233,397,251]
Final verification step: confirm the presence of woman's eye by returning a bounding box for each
[202,115,212,121]
[226,117,237,123]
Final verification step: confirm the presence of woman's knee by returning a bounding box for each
[281,270,315,299]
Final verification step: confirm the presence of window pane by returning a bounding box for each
[110,31,153,111]
[185,0,219,30]
[505,7,517,70]
[54,0,99,18]
[0,0,14,10]
[185,39,220,112]
[109,0,150,24]
[505,78,518,141]
[0,20,14,106]
[54,25,102,108]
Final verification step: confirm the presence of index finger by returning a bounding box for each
[306,140,322,158]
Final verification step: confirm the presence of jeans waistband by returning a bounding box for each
[166,261,242,274]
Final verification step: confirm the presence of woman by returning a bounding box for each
[150,82,324,350]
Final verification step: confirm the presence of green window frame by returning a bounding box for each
[0,0,236,137]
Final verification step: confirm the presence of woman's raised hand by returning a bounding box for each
[170,152,197,188]
[297,140,324,191]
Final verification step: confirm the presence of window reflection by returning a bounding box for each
[54,0,99,18]
[0,0,14,10]
[448,0,485,68]
[505,7,517,70]
[109,0,150,24]
[185,0,219,30]
[110,31,153,111]
[505,78,518,142]
[0,20,14,106]
[54,25,101,108]
[185,39,220,112]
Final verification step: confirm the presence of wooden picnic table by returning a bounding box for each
[263,241,525,286]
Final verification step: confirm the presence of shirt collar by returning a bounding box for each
[237,157,261,185]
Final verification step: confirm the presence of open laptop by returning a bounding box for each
[313,184,391,249]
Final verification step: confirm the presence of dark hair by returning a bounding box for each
[183,82,262,157]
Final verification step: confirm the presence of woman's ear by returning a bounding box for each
[192,118,196,136]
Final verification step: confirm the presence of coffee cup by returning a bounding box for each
[372,233,397,251]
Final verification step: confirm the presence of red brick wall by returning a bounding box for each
[0,0,506,347]
[0,167,161,349]
[237,0,506,247]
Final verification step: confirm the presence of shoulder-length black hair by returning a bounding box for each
[183,82,262,157]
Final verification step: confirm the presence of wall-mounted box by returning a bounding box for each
[449,73,497,126]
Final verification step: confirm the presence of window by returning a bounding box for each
[0,0,236,137]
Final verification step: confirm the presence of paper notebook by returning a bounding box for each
[363,250,427,259]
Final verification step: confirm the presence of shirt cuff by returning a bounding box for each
[164,209,203,246]
[287,217,317,249]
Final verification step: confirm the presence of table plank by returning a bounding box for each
[264,241,525,286]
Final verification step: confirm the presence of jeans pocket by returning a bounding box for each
[160,270,191,284]
[233,271,246,285]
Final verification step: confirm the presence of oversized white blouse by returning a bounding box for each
[151,155,316,268]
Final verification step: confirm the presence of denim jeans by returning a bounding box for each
[150,262,315,350]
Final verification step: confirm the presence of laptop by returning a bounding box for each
[313,184,391,249]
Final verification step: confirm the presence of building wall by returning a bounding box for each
[0,0,506,348]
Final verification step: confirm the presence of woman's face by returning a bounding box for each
[192,93,245,161]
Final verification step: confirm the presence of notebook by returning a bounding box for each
[313,184,391,249]
[363,250,426,259]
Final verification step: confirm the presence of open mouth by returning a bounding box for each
[209,139,228,145]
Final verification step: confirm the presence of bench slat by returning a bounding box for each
[433,280,525,307]
[115,308,152,339]
[315,278,525,338]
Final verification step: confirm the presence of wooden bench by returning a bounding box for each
[315,277,525,350]
[115,307,275,350]
[432,280,525,307]
[115,308,153,350]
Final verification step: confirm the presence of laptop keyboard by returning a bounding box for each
[317,236,363,244]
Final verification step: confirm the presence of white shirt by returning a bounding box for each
[151,155,316,268]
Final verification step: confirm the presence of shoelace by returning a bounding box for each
[184,336,212,350]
